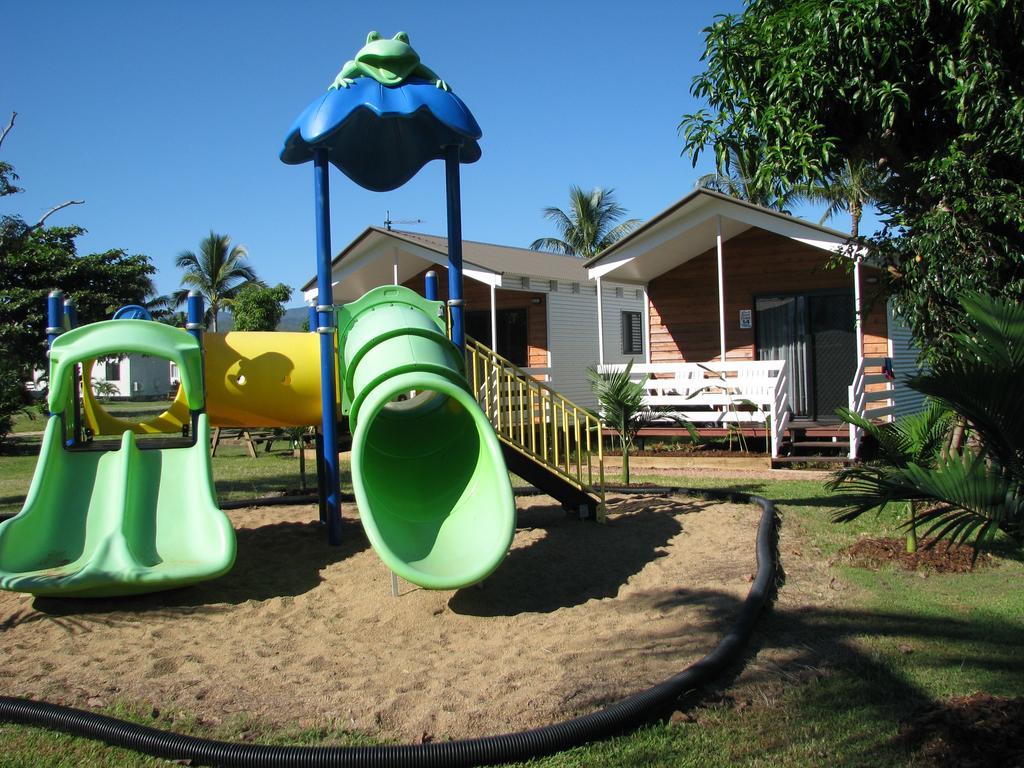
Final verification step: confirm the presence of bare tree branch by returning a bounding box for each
[30,199,85,230]
[0,112,16,152]
[0,112,84,230]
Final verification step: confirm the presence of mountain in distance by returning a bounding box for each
[213,306,311,332]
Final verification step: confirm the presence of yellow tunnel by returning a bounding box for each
[204,331,333,428]
[83,331,336,434]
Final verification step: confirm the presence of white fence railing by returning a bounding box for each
[847,356,896,459]
[598,360,791,458]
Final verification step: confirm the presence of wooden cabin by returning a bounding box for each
[585,190,924,458]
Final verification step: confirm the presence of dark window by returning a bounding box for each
[466,308,529,367]
[621,311,643,356]
[104,360,121,380]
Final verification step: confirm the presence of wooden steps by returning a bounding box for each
[771,455,856,466]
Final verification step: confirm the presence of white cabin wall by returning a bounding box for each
[90,357,129,398]
[90,354,171,399]
[601,283,646,367]
[545,280,644,408]
[129,355,173,397]
[547,282,601,407]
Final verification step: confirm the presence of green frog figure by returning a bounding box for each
[330,31,449,91]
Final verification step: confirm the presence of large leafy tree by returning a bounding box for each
[530,186,642,259]
[230,283,292,331]
[1,112,154,442]
[680,0,1024,367]
[1,227,156,376]
[175,232,260,331]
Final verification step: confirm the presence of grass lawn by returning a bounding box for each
[0,450,1021,766]
[7,399,177,435]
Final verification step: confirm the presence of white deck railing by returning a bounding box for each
[598,360,791,458]
[847,356,896,459]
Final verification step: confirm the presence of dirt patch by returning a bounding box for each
[0,493,760,741]
[899,694,1024,767]
[845,537,995,573]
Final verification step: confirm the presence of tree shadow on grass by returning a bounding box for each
[558,573,1023,767]
[0,436,43,457]
[733,601,1024,766]
[214,467,352,500]
[450,494,719,616]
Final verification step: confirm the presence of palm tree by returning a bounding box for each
[174,232,260,331]
[695,138,794,211]
[143,292,179,324]
[799,158,885,239]
[586,361,653,485]
[530,186,642,259]
[827,293,1024,553]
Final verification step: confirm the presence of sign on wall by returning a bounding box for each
[739,309,752,329]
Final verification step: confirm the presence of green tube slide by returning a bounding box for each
[0,321,235,597]
[338,285,516,590]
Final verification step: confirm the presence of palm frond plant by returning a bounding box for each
[828,293,1024,554]
[587,360,654,484]
[92,380,120,402]
[828,403,953,552]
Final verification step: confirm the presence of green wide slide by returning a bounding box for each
[0,290,514,597]
[0,321,235,597]
[338,286,516,590]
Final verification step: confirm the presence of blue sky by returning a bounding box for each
[3,1,867,303]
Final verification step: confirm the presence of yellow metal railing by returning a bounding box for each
[465,337,605,516]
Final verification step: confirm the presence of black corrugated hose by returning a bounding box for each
[0,487,779,767]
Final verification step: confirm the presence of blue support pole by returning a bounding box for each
[308,305,318,333]
[46,290,64,350]
[63,298,77,330]
[444,144,465,350]
[424,270,438,301]
[185,291,206,438]
[185,291,205,344]
[313,148,343,546]
[63,298,81,446]
[46,291,66,443]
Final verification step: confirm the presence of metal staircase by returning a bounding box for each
[464,337,605,519]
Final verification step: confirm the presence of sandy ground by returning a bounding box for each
[0,493,760,741]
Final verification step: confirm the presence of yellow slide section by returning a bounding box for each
[204,331,331,428]
[82,359,191,435]
[83,331,336,434]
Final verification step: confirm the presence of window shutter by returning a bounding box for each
[621,311,642,355]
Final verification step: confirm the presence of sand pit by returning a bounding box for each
[0,492,760,741]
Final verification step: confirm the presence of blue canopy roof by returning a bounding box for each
[280,77,482,192]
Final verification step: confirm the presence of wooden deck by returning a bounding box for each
[606,419,858,466]
[606,420,848,441]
